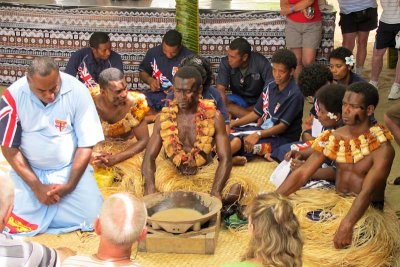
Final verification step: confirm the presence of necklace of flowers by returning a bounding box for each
[160,99,216,168]
[312,124,393,163]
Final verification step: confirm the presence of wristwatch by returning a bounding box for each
[256,131,262,137]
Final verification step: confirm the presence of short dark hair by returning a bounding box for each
[98,68,124,89]
[173,66,203,92]
[271,49,297,71]
[329,47,353,63]
[229,38,251,57]
[27,56,59,77]
[162,29,182,47]
[347,82,379,108]
[89,32,110,49]
[316,84,346,114]
[298,63,333,97]
[179,55,212,89]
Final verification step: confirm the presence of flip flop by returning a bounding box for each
[393,177,400,185]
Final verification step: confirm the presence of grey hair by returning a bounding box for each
[0,175,14,221]
[98,68,124,89]
[27,57,59,78]
[99,193,147,245]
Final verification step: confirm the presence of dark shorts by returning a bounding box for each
[339,8,378,34]
[230,126,291,161]
[375,21,400,49]
[385,101,400,124]
[144,91,168,112]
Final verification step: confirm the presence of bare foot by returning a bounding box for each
[232,156,247,166]
[264,153,274,162]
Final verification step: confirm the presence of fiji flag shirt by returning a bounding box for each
[0,72,104,170]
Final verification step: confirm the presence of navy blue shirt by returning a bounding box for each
[65,47,123,85]
[254,78,304,141]
[139,45,193,88]
[166,85,230,124]
[216,51,273,106]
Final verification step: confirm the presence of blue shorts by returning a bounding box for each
[145,91,168,112]
[227,94,251,108]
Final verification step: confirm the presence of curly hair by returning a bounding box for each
[179,55,212,89]
[243,192,303,267]
[316,84,346,114]
[298,63,333,97]
[271,49,297,71]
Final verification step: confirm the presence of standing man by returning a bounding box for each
[0,57,104,236]
[278,82,395,249]
[139,29,193,120]
[369,0,400,100]
[65,32,123,88]
[337,0,378,76]
[216,37,273,118]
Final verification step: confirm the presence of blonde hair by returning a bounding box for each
[0,175,14,221]
[99,193,147,245]
[243,192,303,267]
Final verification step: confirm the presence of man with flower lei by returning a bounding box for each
[142,66,257,206]
[278,82,395,249]
[90,68,150,194]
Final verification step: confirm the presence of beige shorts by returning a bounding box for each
[285,19,322,49]
[386,101,400,124]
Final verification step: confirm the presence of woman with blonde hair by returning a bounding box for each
[223,192,303,267]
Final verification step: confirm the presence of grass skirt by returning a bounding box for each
[290,189,400,267]
[121,151,259,205]
[93,139,144,197]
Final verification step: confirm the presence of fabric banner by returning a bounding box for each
[0,4,335,88]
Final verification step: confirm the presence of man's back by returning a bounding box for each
[0,233,59,267]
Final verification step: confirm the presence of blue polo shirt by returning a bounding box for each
[64,47,123,85]
[254,78,304,141]
[166,85,230,124]
[139,44,193,88]
[216,51,273,106]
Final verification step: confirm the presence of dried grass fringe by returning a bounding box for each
[290,189,400,267]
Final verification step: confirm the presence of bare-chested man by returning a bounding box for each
[92,68,149,168]
[277,82,395,249]
[142,66,255,205]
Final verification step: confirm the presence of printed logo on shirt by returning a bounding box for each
[151,59,172,89]
[78,61,97,89]
[55,119,67,132]
[274,102,281,114]
[6,212,38,234]
[251,73,260,80]
[172,66,179,77]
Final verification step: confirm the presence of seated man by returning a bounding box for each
[278,82,395,249]
[0,175,75,266]
[142,66,257,206]
[139,29,193,120]
[63,193,147,266]
[0,57,104,236]
[216,37,273,118]
[230,49,303,165]
[166,55,230,132]
[65,32,123,88]
[91,68,150,196]
[271,63,334,162]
